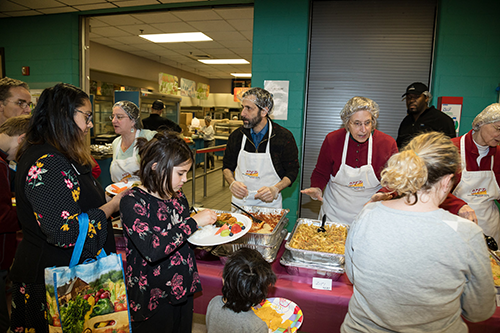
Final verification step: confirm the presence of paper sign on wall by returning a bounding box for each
[196,83,210,100]
[159,73,179,95]
[180,78,196,98]
[264,80,289,120]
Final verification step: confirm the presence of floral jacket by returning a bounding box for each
[11,143,114,284]
[120,187,201,322]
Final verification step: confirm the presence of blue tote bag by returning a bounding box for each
[44,214,132,333]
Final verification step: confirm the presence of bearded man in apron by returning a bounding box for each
[440,103,500,243]
[301,97,398,225]
[222,88,299,209]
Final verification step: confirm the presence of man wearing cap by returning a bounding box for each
[0,77,31,127]
[142,99,182,133]
[223,87,299,209]
[396,82,456,149]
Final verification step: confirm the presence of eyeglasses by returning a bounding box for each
[491,124,500,133]
[7,99,33,109]
[109,114,128,121]
[75,109,93,124]
[350,120,373,128]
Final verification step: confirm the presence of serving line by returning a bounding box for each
[111,235,500,333]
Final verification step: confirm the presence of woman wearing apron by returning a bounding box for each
[110,101,156,182]
[441,103,500,243]
[302,96,398,225]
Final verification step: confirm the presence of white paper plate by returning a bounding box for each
[252,297,303,333]
[105,182,134,196]
[188,213,252,246]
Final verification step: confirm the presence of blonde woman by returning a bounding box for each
[341,132,496,333]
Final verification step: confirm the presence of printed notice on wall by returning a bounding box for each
[441,104,462,136]
[264,80,289,120]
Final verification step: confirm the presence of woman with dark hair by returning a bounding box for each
[206,248,276,333]
[110,100,156,182]
[120,131,216,333]
[341,132,496,333]
[10,83,122,332]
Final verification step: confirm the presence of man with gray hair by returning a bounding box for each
[396,82,456,149]
[223,87,299,209]
[0,77,31,127]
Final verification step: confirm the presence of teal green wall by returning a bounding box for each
[252,0,309,226]
[0,14,80,88]
[432,0,500,136]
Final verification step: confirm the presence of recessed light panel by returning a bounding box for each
[230,73,252,77]
[199,59,249,64]
[139,32,212,43]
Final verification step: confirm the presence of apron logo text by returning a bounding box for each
[348,180,365,189]
[245,170,259,178]
[470,188,487,196]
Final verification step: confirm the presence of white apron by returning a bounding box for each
[319,132,381,225]
[110,130,141,183]
[232,121,282,209]
[452,135,500,242]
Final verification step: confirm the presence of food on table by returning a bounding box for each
[490,256,500,286]
[249,211,284,234]
[289,223,347,254]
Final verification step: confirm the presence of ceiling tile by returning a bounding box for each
[73,3,117,11]
[38,6,78,14]
[239,30,253,41]
[131,11,181,24]
[3,10,41,16]
[91,26,132,37]
[0,1,28,10]
[128,50,157,58]
[89,17,110,28]
[189,20,233,32]
[218,40,251,49]
[150,21,194,33]
[90,37,122,46]
[107,35,150,44]
[170,8,221,21]
[116,24,162,35]
[95,14,144,26]
[110,0,159,7]
[227,18,253,32]
[206,30,246,41]
[9,0,61,9]
[59,0,107,4]
[213,7,253,20]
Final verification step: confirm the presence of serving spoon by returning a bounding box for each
[317,214,327,233]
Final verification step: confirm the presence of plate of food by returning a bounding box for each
[188,213,252,246]
[252,297,303,333]
[105,181,136,196]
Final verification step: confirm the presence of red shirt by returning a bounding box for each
[441,130,500,214]
[310,128,398,189]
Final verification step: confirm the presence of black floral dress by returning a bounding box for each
[120,187,201,322]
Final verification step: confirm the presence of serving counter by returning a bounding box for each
[191,242,500,333]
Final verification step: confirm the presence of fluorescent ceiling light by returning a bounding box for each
[139,32,212,43]
[198,59,249,65]
[231,73,252,77]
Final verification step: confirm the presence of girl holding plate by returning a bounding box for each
[120,131,216,333]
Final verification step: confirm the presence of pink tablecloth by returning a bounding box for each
[193,242,500,333]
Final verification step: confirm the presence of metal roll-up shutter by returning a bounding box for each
[300,0,437,219]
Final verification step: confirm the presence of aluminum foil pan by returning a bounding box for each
[284,218,349,266]
[280,249,344,280]
[215,229,287,263]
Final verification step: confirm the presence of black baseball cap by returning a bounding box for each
[152,100,164,110]
[402,82,428,97]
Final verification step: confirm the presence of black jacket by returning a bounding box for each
[142,114,182,133]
